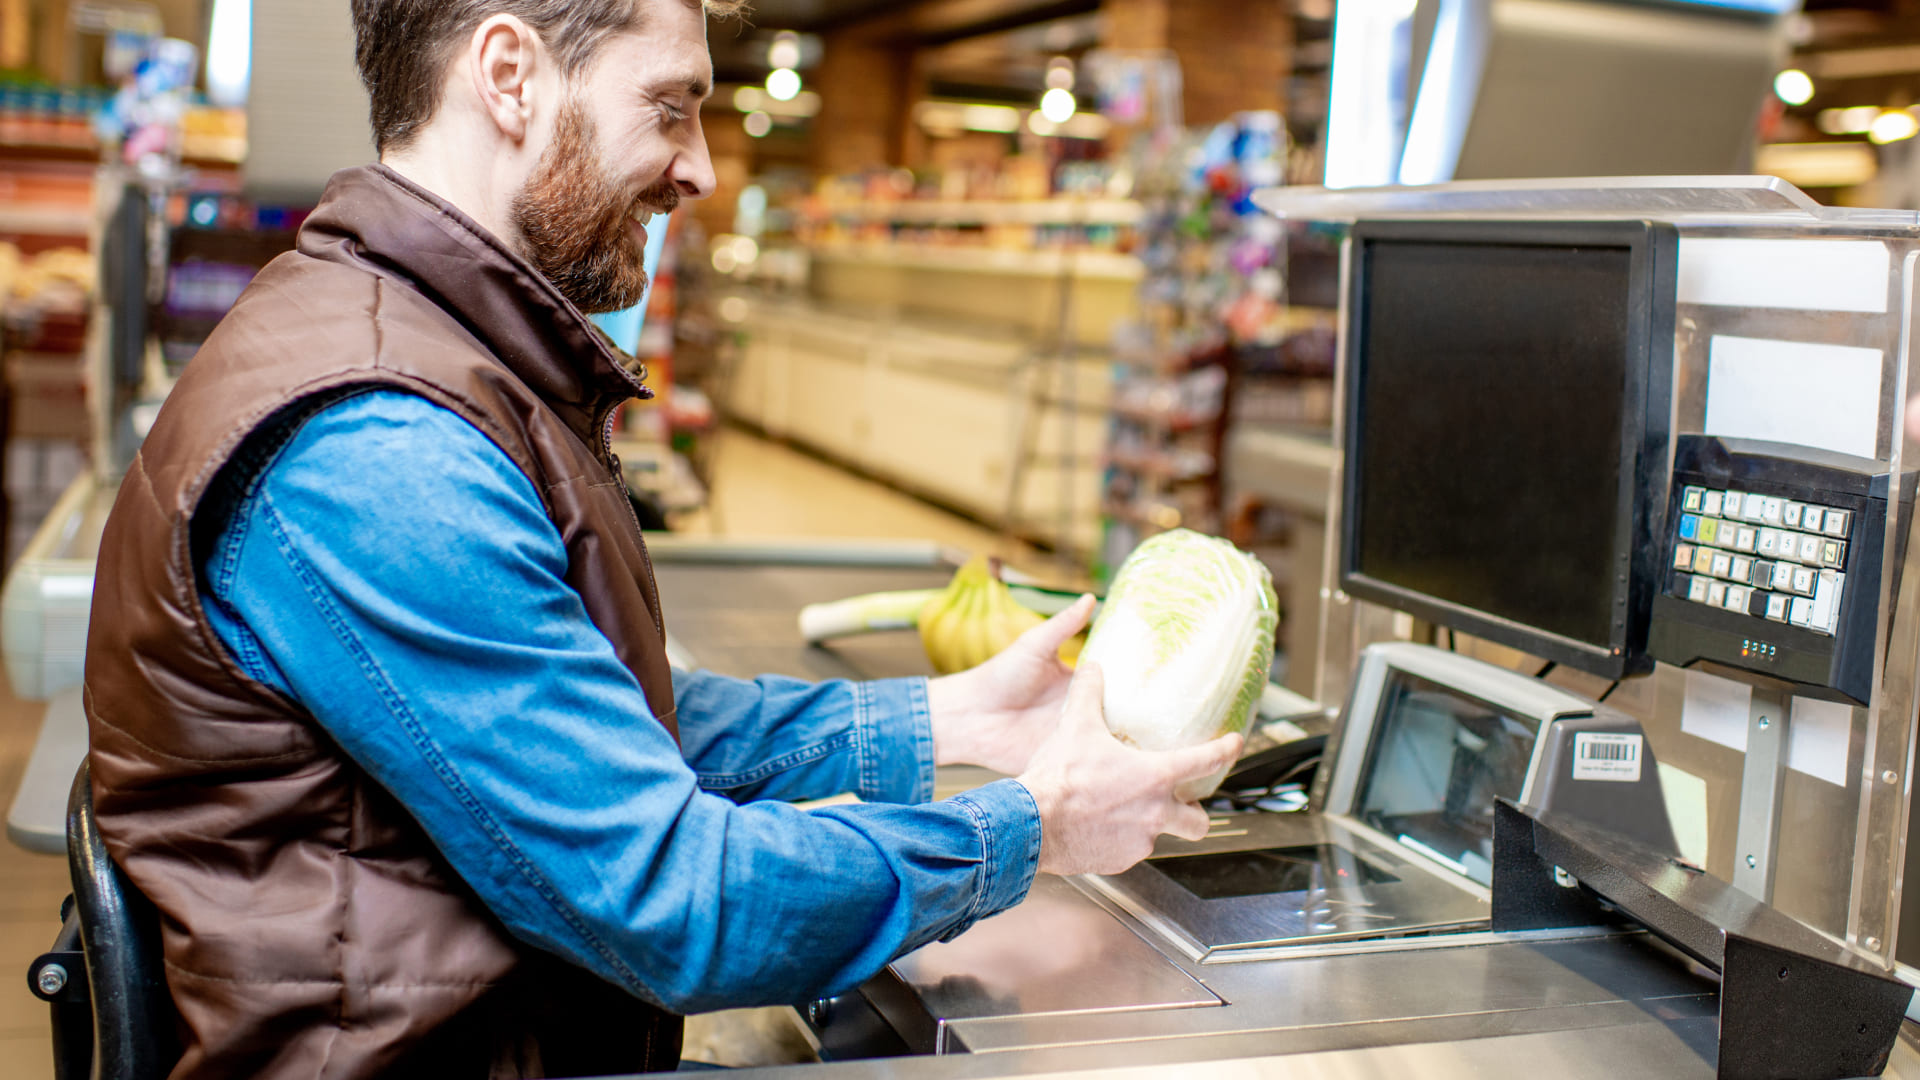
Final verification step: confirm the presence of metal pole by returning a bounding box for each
[1732,686,1792,901]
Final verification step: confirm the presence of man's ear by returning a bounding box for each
[467,14,541,143]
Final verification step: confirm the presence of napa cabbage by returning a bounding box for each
[1083,529,1277,799]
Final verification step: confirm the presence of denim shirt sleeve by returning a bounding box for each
[194,390,1038,1013]
[671,669,935,805]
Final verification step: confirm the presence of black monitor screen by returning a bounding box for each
[1344,223,1670,674]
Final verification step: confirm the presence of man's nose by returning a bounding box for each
[672,119,717,201]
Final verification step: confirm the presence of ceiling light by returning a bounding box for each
[766,67,802,103]
[787,90,821,118]
[1773,69,1814,107]
[960,104,1022,133]
[1039,87,1076,125]
[1045,57,1075,92]
[1870,109,1919,145]
[1754,142,1876,188]
[1818,106,1880,135]
[743,110,772,138]
[767,32,802,72]
[731,86,818,118]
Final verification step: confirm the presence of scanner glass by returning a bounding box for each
[1151,844,1401,901]
[1354,671,1539,885]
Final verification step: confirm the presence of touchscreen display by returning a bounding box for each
[1354,670,1539,885]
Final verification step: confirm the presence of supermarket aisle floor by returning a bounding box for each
[0,671,62,1080]
[676,424,1063,575]
[0,425,1058,1078]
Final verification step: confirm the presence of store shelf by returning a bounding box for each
[810,244,1143,282]
[1107,403,1210,432]
[0,140,99,163]
[1101,499,1187,531]
[0,204,90,237]
[1224,424,1337,518]
[1105,449,1213,482]
[811,198,1143,227]
[724,290,1109,555]
[0,139,243,170]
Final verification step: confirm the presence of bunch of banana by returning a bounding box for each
[795,557,1092,672]
[917,556,1046,674]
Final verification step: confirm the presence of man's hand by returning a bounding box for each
[1017,662,1243,877]
[926,594,1095,776]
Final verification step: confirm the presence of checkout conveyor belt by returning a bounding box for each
[652,559,953,683]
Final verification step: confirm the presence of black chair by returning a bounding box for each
[26,760,180,1080]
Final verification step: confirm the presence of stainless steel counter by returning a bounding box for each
[657,1018,1920,1079]
[644,554,1920,1080]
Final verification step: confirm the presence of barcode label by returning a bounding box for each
[1572,732,1643,782]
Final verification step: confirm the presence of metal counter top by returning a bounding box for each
[646,554,1920,1080]
[656,1018,1920,1080]
[871,885,1707,1055]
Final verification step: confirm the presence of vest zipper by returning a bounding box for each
[601,403,666,639]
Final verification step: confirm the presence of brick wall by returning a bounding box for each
[1102,0,1289,128]
[811,29,918,176]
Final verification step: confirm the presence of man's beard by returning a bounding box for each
[510,101,680,316]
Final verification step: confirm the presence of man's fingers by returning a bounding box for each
[1164,802,1211,842]
[1166,733,1244,784]
[1062,660,1107,729]
[1020,594,1095,655]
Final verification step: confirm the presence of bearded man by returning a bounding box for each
[80,2,1241,1077]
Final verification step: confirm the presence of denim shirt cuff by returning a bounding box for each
[939,778,1042,940]
[857,676,936,805]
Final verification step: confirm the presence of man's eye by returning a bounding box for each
[662,103,688,123]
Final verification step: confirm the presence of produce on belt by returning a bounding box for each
[793,556,1089,672]
[1082,529,1277,800]
[797,575,1088,643]
[916,556,1047,674]
[797,588,940,642]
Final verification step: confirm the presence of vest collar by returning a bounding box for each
[297,165,654,416]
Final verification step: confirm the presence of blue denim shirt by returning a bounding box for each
[192,389,1040,1014]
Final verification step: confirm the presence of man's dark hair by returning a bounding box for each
[351,0,746,154]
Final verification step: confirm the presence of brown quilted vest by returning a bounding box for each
[83,164,683,1079]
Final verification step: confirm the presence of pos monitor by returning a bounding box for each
[1339,220,1678,678]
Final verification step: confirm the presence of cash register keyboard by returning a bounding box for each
[1669,486,1849,635]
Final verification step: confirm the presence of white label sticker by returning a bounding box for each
[1573,732,1643,783]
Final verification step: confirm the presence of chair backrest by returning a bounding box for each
[66,760,181,1080]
